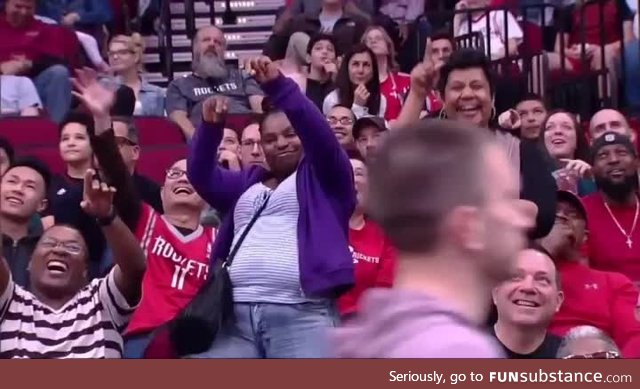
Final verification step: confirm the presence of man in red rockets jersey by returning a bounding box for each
[339,149,395,318]
[540,190,640,358]
[72,69,215,359]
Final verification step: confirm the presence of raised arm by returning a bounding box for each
[187,97,259,214]
[80,169,146,306]
[71,68,142,231]
[251,57,354,202]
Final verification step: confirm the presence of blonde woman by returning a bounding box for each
[361,26,410,120]
[103,34,165,116]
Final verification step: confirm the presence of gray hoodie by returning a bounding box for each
[333,288,505,358]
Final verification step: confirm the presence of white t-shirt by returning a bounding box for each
[319,11,342,33]
[456,10,524,59]
[0,75,43,115]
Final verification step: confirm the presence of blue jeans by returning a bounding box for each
[187,302,338,358]
[123,332,153,359]
[33,64,72,123]
[624,39,640,112]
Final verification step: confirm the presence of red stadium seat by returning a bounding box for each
[137,145,188,184]
[0,117,59,147]
[134,116,186,145]
[20,146,65,175]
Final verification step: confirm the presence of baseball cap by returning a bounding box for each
[353,116,387,139]
[590,131,637,163]
[557,190,587,221]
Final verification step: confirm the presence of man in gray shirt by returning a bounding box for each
[334,120,537,358]
[166,26,264,139]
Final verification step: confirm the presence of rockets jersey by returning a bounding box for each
[126,204,216,335]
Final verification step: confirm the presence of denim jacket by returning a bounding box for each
[100,75,166,116]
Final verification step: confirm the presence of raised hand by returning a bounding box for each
[71,67,115,119]
[80,169,116,219]
[323,60,338,78]
[560,159,592,178]
[218,150,242,171]
[202,95,229,124]
[354,84,371,106]
[409,59,436,97]
[498,109,522,130]
[243,56,280,84]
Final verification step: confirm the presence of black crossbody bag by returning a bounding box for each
[168,194,271,357]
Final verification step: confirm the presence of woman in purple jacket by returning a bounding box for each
[186,57,356,358]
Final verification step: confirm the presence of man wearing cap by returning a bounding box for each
[354,116,388,161]
[589,109,636,145]
[581,132,640,286]
[540,190,640,358]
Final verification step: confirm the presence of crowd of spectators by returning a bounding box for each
[0,0,640,359]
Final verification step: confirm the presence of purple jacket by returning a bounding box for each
[187,75,356,298]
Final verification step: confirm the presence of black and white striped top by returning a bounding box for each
[0,270,135,359]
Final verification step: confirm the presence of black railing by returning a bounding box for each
[424,0,635,117]
[159,0,174,81]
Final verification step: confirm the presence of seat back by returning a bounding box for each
[137,145,188,183]
[134,116,186,145]
[0,117,59,147]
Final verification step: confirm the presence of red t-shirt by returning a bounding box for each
[338,220,396,317]
[126,204,217,335]
[549,260,640,358]
[0,15,58,62]
[380,72,410,121]
[582,192,640,284]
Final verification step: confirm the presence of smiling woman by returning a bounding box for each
[436,48,557,240]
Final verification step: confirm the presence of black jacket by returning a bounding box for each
[2,225,43,289]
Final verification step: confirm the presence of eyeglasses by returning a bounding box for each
[563,351,620,359]
[327,117,354,126]
[39,238,83,256]
[241,140,260,147]
[108,49,134,57]
[166,168,187,180]
[115,136,137,147]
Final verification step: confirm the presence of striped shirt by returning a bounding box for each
[230,172,314,304]
[0,270,135,359]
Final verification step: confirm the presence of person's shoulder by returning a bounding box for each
[389,323,504,358]
[168,73,198,87]
[580,192,601,208]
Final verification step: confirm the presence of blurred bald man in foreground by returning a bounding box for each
[334,120,537,358]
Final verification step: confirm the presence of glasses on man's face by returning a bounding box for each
[327,117,354,126]
[39,238,83,256]
[563,351,621,359]
[241,140,260,148]
[108,49,134,58]
[115,136,137,147]
[166,168,187,180]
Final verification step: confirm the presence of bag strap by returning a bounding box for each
[224,192,271,268]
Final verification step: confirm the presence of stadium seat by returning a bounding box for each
[138,145,188,183]
[134,116,186,145]
[20,146,66,175]
[225,113,257,132]
[0,117,60,147]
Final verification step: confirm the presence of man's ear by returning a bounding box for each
[37,198,48,214]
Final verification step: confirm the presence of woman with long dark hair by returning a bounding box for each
[542,110,596,196]
[322,44,386,118]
